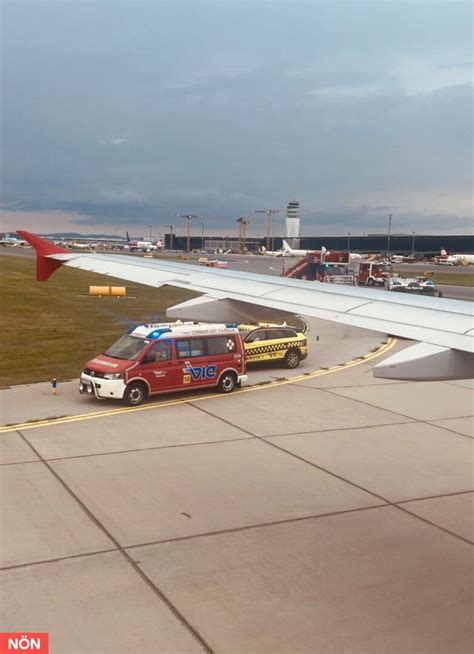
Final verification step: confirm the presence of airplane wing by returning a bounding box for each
[17,231,474,381]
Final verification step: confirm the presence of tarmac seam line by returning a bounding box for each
[396,489,474,505]
[259,419,417,440]
[4,490,471,572]
[16,429,215,654]
[318,388,474,440]
[0,547,118,572]
[21,435,255,465]
[0,458,42,467]
[259,437,474,546]
[123,503,390,551]
[188,408,474,546]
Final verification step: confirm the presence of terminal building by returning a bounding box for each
[166,233,473,256]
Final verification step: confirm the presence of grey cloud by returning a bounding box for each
[2,1,472,234]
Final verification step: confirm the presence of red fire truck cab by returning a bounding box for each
[352,261,390,286]
[80,321,248,406]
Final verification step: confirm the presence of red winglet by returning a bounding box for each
[16,231,70,281]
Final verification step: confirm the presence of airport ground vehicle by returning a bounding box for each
[284,254,390,287]
[388,277,442,296]
[238,322,308,368]
[80,322,247,406]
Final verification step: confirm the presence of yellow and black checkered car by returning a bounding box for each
[238,323,308,369]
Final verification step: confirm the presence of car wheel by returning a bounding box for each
[123,381,147,406]
[367,278,375,286]
[284,349,301,369]
[218,371,237,393]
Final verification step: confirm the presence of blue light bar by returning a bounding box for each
[147,327,172,340]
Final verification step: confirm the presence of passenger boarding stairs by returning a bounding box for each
[283,253,356,285]
[283,256,313,279]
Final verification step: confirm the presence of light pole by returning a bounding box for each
[411,231,416,256]
[177,214,197,253]
[387,214,392,258]
[149,224,152,241]
[251,209,280,251]
[271,214,277,253]
[347,232,351,252]
[201,221,205,251]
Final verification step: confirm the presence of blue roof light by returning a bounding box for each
[147,327,172,340]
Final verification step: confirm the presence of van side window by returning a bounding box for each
[147,340,171,362]
[208,336,236,355]
[176,338,206,358]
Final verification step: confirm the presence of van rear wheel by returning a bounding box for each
[123,381,147,406]
[218,371,237,393]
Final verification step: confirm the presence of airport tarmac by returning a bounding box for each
[1,328,472,653]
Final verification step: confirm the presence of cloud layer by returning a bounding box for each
[2,1,472,235]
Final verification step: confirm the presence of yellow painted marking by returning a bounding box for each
[0,338,397,434]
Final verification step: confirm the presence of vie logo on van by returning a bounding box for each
[183,363,217,381]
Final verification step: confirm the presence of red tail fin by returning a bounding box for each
[16,231,69,281]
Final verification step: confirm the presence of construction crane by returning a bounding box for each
[251,209,280,251]
[236,217,249,254]
[176,214,197,253]
[165,225,175,250]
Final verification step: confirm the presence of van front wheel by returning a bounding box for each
[218,371,237,393]
[123,381,147,406]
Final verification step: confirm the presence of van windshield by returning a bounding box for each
[105,335,150,360]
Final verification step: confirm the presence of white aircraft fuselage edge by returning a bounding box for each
[281,240,316,257]
[439,248,474,264]
[17,231,474,382]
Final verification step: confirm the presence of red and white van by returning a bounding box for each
[79,321,247,406]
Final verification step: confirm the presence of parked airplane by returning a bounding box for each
[0,234,27,246]
[259,245,287,257]
[17,231,474,382]
[70,241,98,249]
[281,240,321,257]
[282,240,365,262]
[437,247,474,265]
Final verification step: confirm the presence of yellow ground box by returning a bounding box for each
[89,286,126,297]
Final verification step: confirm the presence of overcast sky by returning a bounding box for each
[1,1,472,236]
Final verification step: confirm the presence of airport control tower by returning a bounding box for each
[285,201,300,239]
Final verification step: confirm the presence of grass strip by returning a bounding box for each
[0,256,196,386]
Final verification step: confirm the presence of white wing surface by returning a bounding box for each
[18,232,474,380]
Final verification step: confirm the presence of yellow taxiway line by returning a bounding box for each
[0,338,397,434]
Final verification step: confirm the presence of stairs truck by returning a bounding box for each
[283,253,390,287]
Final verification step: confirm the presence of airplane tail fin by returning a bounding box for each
[126,231,130,243]
[282,240,291,251]
[16,231,69,281]
[440,247,448,256]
